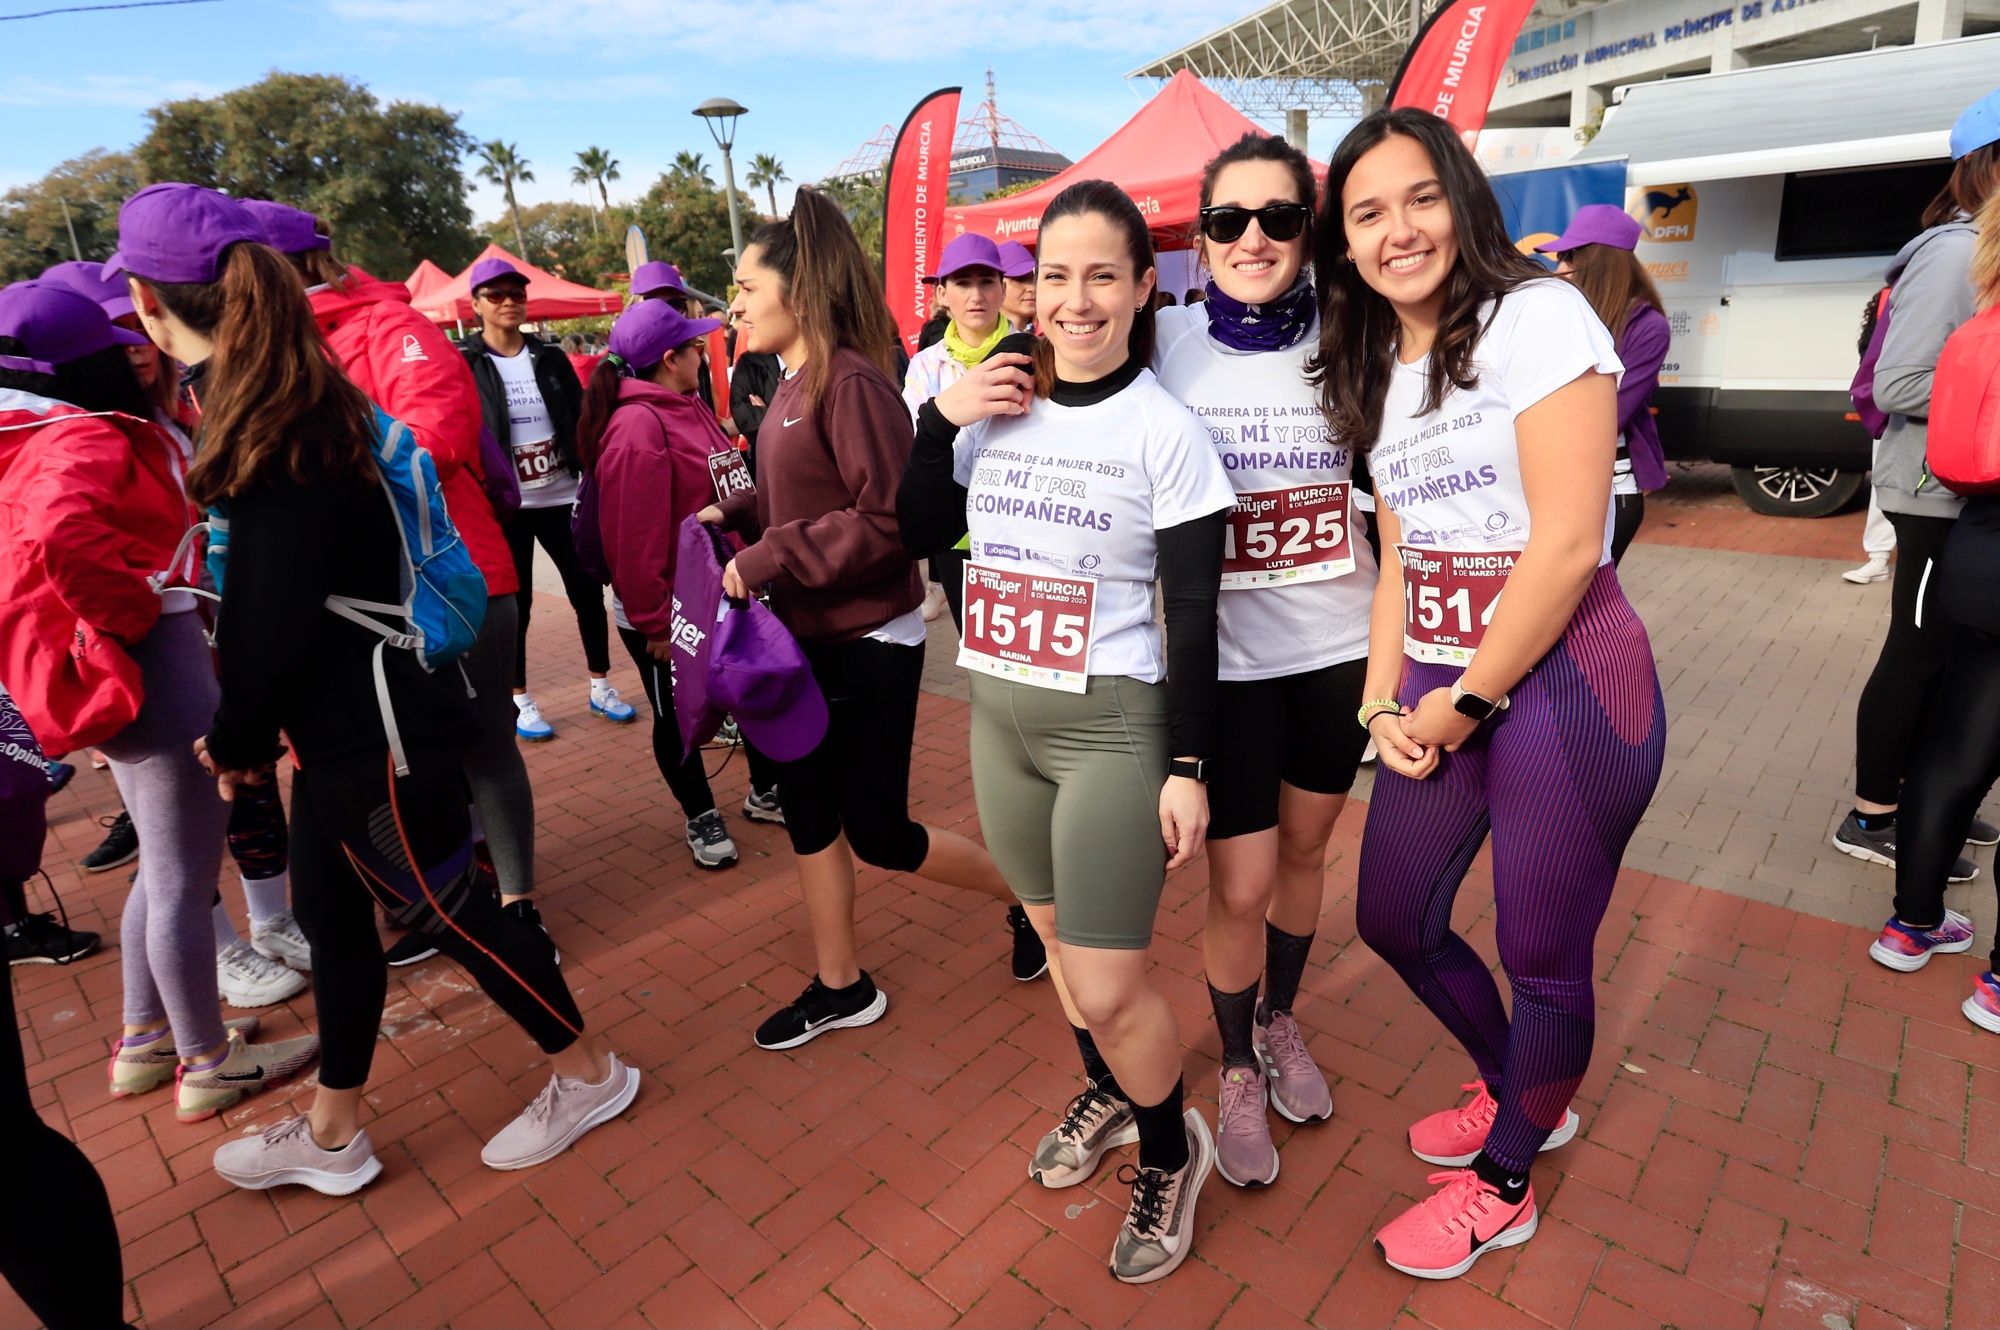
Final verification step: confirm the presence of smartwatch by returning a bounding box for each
[1168,758,1207,783]
[1450,680,1508,721]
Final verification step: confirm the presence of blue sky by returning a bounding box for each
[1,0,1348,226]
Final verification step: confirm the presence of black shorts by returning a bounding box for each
[1207,658,1370,840]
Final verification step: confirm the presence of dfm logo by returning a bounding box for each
[1631,183,1698,244]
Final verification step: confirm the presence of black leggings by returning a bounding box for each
[776,637,930,869]
[289,747,584,1090]
[1610,494,1645,566]
[2,965,128,1329]
[617,627,778,818]
[1854,512,1957,805]
[1893,623,2000,960]
[506,503,611,690]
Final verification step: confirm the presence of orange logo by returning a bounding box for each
[1632,184,1697,244]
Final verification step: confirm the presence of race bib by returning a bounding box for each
[1397,545,1518,664]
[957,562,1095,693]
[708,449,754,504]
[513,437,557,490]
[1221,483,1354,589]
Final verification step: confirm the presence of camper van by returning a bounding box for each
[1570,33,2000,516]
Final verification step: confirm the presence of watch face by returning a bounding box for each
[1453,693,1493,720]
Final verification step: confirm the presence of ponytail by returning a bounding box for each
[160,241,377,507]
[745,186,899,410]
[575,356,636,473]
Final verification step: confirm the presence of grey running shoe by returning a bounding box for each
[1031,1082,1139,1188]
[1255,1012,1334,1124]
[176,1029,320,1123]
[742,787,786,825]
[214,1117,383,1196]
[1832,812,1979,883]
[1110,1110,1215,1284]
[1214,1065,1278,1187]
[686,810,740,870]
[482,1053,640,1170]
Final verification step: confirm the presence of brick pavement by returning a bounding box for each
[8,499,1997,1329]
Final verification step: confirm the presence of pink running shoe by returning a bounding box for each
[1408,1080,1579,1167]
[1375,1169,1537,1279]
[1253,1012,1333,1124]
[1214,1065,1279,1187]
[1869,910,1976,973]
[1965,972,2000,1035]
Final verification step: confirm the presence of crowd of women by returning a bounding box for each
[2,89,1997,1325]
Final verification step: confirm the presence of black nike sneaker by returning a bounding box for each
[754,973,888,1050]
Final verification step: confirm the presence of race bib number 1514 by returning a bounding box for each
[1397,545,1517,664]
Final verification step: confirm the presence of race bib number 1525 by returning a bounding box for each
[1221,483,1353,589]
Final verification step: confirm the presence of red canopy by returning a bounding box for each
[412,243,624,324]
[945,71,1325,253]
[404,258,453,305]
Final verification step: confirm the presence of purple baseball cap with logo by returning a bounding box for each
[241,199,330,255]
[609,299,719,368]
[927,233,1005,284]
[631,261,689,298]
[102,183,265,285]
[468,257,527,294]
[40,259,135,320]
[995,240,1036,279]
[1536,204,1644,254]
[0,279,149,375]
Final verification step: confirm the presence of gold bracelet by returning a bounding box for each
[1356,698,1401,731]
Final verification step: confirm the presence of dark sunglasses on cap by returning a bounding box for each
[1198,203,1311,245]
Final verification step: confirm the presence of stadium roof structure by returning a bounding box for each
[827,68,1067,183]
[1129,0,1596,120]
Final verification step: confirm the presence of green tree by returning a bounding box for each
[669,150,713,187]
[821,171,886,264]
[571,146,620,233]
[134,72,477,278]
[0,149,141,283]
[506,199,625,287]
[630,172,735,298]
[746,152,789,216]
[476,140,535,256]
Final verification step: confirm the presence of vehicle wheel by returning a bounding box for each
[1729,465,1865,518]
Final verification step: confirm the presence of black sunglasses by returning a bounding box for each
[477,286,528,304]
[1199,203,1311,245]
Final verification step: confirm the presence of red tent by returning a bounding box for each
[412,243,624,324]
[945,71,1325,253]
[404,258,453,306]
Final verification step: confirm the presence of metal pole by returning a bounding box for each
[57,196,82,261]
[720,146,746,268]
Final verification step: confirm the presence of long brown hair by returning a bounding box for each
[1308,109,1547,451]
[151,242,378,506]
[1030,179,1157,397]
[1561,243,1665,340]
[1974,186,2000,312]
[1921,142,2000,229]
[744,186,898,410]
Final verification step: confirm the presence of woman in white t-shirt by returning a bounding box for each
[1317,109,1666,1280]
[899,180,1234,1284]
[1153,132,1379,1190]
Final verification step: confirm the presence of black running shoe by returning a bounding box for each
[1008,904,1048,982]
[79,811,138,873]
[754,973,888,1050]
[1968,818,1999,848]
[501,897,561,966]
[5,912,101,966]
[383,932,439,968]
[45,761,76,794]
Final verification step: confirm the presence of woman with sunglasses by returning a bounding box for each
[1153,133,1377,1188]
[1318,111,1664,1279]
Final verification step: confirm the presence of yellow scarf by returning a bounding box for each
[943,318,1007,368]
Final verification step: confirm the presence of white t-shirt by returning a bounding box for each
[1372,280,1622,561]
[952,369,1236,683]
[490,347,576,509]
[1153,304,1377,682]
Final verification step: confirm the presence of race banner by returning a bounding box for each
[1389,0,1540,138]
[882,86,961,356]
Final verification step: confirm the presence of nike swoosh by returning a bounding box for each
[782,415,804,427]
[215,1066,267,1082]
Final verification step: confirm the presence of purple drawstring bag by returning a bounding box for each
[479,424,522,517]
[1851,293,1895,440]
[0,684,52,927]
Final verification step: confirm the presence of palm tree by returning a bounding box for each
[669,150,713,188]
[746,152,789,216]
[570,146,621,235]
[476,140,535,255]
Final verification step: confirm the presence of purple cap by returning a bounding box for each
[468,257,527,294]
[609,299,719,368]
[102,183,264,285]
[631,261,688,298]
[1951,88,2000,159]
[995,240,1036,279]
[0,279,149,375]
[40,259,135,320]
[927,233,1005,284]
[1536,205,1644,254]
[240,199,330,255]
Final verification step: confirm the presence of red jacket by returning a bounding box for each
[596,380,739,639]
[310,271,516,597]
[0,390,197,754]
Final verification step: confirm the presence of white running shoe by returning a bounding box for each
[217,938,308,1008]
[482,1054,640,1170]
[1842,553,1891,585]
[251,909,312,972]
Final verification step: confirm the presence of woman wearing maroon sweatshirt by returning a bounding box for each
[708,188,1013,1050]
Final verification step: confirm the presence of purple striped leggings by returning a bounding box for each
[1357,565,1665,1172]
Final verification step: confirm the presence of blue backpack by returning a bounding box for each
[154,407,487,775]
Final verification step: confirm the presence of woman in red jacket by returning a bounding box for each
[251,203,547,966]
[580,299,780,871]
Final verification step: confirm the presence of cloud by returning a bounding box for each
[0,74,222,109]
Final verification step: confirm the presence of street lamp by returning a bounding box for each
[694,96,750,269]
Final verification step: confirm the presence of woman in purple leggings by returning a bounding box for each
[1311,109,1665,1279]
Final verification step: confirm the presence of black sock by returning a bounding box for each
[1854,807,1897,832]
[1258,921,1314,1021]
[1470,1150,1529,1204]
[1071,1025,1127,1101]
[1131,1079,1190,1173]
[1206,979,1259,1069]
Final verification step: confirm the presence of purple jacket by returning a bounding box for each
[1616,303,1671,493]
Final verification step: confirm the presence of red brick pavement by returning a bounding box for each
[1634,464,1866,564]
[9,602,1993,1330]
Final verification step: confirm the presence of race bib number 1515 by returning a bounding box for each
[957,562,1096,693]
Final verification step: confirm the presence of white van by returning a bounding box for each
[1570,33,2000,515]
